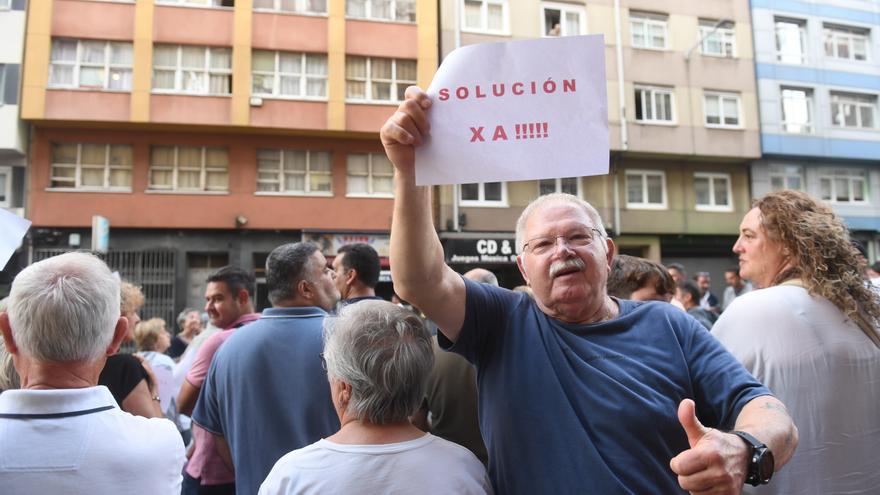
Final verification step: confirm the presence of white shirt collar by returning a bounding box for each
[0,386,118,417]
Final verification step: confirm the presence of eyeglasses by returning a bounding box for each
[319,352,327,372]
[522,228,604,256]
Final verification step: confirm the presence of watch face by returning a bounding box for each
[758,447,775,482]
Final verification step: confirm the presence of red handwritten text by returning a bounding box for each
[439,78,576,102]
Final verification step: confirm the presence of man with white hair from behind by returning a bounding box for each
[0,252,184,493]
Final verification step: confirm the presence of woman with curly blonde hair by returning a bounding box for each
[713,189,880,494]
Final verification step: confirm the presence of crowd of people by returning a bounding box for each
[0,86,877,495]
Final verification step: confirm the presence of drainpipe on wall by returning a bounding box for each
[613,0,627,237]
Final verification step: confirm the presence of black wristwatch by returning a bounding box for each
[732,430,774,486]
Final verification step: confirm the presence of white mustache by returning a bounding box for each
[549,257,586,278]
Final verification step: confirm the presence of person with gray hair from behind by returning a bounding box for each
[260,300,492,494]
[0,252,184,493]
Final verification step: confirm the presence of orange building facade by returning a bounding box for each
[22,0,437,319]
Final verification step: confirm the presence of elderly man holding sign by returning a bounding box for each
[381,78,798,493]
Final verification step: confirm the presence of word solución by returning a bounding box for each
[470,122,551,142]
[438,78,577,101]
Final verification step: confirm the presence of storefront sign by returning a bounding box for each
[445,238,517,264]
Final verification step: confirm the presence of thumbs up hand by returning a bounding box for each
[669,399,750,494]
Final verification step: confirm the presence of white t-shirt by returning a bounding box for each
[713,285,880,494]
[259,433,493,495]
[0,386,185,494]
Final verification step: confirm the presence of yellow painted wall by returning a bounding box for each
[21,0,52,120]
[130,0,154,122]
[231,0,253,125]
[327,0,346,130]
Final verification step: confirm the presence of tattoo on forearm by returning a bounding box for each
[760,401,790,416]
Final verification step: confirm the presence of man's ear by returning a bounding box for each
[106,317,128,356]
[236,288,250,306]
[515,255,530,286]
[345,268,357,286]
[298,279,312,302]
[604,238,616,271]
[0,312,18,355]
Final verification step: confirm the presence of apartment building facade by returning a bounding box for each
[750,0,880,258]
[436,0,759,292]
[21,0,437,319]
[0,0,28,294]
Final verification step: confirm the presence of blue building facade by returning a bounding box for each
[750,0,880,257]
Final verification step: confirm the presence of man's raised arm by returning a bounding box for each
[381,87,466,342]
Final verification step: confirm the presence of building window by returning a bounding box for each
[460,182,507,206]
[824,24,869,62]
[347,153,393,197]
[704,92,740,128]
[462,0,508,34]
[699,19,735,58]
[152,45,232,95]
[345,57,416,103]
[256,149,331,195]
[630,12,668,50]
[775,17,807,64]
[542,2,585,37]
[253,0,326,14]
[0,63,17,105]
[49,143,133,190]
[0,0,10,9]
[819,169,868,204]
[0,166,11,207]
[769,164,804,191]
[625,170,666,209]
[780,86,814,134]
[538,177,580,196]
[694,173,732,211]
[149,146,228,192]
[635,85,674,124]
[831,92,876,129]
[49,39,133,91]
[156,0,235,7]
[346,0,415,22]
[252,51,327,99]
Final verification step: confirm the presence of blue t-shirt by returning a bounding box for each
[442,278,771,495]
[192,307,340,495]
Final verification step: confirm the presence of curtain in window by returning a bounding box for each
[257,149,281,192]
[346,154,369,194]
[347,0,366,17]
[372,0,391,19]
[345,57,367,98]
[464,0,482,28]
[371,154,393,194]
[371,58,392,101]
[205,148,228,191]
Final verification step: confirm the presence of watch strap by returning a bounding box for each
[732,430,772,487]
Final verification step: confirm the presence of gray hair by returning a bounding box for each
[266,242,320,305]
[0,338,19,390]
[176,307,201,329]
[323,300,434,425]
[7,252,120,362]
[515,193,608,253]
[463,268,499,287]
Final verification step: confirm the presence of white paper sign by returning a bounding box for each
[415,35,609,186]
[0,208,30,268]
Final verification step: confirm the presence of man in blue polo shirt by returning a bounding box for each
[379,88,799,494]
[192,242,340,495]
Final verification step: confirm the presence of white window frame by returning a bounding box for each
[147,146,229,193]
[252,50,327,100]
[0,166,12,207]
[255,149,332,196]
[152,45,232,96]
[459,182,508,207]
[699,19,736,58]
[155,0,233,8]
[541,2,586,38]
[694,172,733,212]
[629,12,668,50]
[625,169,667,210]
[824,24,870,62]
[780,86,814,134]
[345,56,416,103]
[461,0,509,35]
[818,169,869,204]
[830,91,877,130]
[775,17,807,64]
[346,153,394,198]
[537,177,582,197]
[634,85,675,124]
[703,91,742,129]
[252,0,326,14]
[49,39,133,91]
[346,0,415,23]
[768,164,804,191]
[48,143,133,192]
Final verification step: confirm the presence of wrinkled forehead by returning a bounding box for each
[740,207,763,231]
[524,201,595,236]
